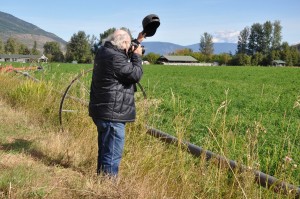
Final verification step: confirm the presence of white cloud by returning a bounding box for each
[212,30,240,43]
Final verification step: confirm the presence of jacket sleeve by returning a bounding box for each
[113,53,143,85]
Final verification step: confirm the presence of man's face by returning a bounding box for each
[123,36,131,52]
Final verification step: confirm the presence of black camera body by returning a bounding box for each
[128,14,160,58]
[128,39,145,57]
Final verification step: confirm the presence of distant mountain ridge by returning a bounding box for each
[142,41,237,55]
[0,11,66,52]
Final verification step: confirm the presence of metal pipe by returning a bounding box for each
[146,127,300,198]
[13,70,40,82]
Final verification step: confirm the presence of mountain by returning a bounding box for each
[142,41,237,55]
[0,11,66,52]
[187,43,237,54]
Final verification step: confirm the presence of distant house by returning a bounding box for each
[157,55,212,66]
[0,54,48,63]
[272,60,286,66]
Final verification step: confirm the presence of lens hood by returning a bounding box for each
[142,14,160,37]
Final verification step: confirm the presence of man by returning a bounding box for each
[89,29,145,176]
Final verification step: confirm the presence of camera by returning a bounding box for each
[128,39,145,57]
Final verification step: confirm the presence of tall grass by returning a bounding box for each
[0,66,299,198]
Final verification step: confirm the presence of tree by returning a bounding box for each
[19,44,31,55]
[248,23,263,55]
[191,52,206,62]
[31,41,40,55]
[290,46,300,66]
[237,27,250,54]
[272,20,282,51]
[89,34,99,55]
[65,31,93,63]
[171,48,193,55]
[5,37,19,54]
[280,42,293,66]
[0,38,3,54]
[231,53,251,66]
[199,32,214,57]
[43,41,64,62]
[262,21,273,54]
[99,28,116,45]
[251,52,264,66]
[99,27,132,45]
[217,53,232,65]
[143,52,160,64]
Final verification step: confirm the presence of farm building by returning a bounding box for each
[0,54,48,63]
[158,55,197,64]
[272,60,286,66]
[157,55,212,66]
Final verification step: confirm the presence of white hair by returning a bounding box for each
[102,29,131,50]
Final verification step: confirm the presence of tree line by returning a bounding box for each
[143,20,300,66]
[0,38,39,56]
[1,20,299,66]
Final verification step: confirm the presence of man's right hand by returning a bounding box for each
[133,44,143,56]
[137,32,146,43]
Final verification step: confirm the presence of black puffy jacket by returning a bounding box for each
[89,41,143,122]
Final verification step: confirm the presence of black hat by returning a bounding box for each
[142,14,160,37]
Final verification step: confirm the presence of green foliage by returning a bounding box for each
[272,20,282,50]
[0,38,3,54]
[4,37,19,54]
[65,31,93,63]
[231,53,251,65]
[237,27,250,54]
[248,23,264,55]
[213,53,232,65]
[170,48,193,55]
[143,52,160,64]
[200,32,214,57]
[99,28,116,45]
[43,41,64,62]
[234,20,300,66]
[18,43,30,55]
[31,41,40,55]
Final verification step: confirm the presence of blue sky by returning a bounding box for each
[1,0,300,45]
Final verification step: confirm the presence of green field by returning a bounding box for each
[142,65,300,181]
[2,62,300,187]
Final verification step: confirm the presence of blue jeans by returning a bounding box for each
[93,118,125,176]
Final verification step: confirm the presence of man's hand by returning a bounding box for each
[133,44,143,56]
[137,32,146,43]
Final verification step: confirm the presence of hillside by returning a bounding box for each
[142,41,237,55]
[0,11,66,52]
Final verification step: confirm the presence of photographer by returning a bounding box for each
[89,29,145,177]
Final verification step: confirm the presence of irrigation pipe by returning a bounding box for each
[146,127,300,198]
[13,70,41,82]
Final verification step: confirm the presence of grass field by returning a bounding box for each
[0,62,299,198]
[141,65,300,181]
